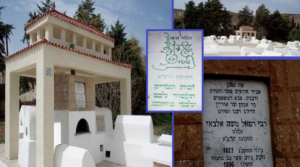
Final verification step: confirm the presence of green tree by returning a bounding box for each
[237,5,254,28]
[0,6,14,72]
[106,19,126,47]
[268,10,288,41]
[74,0,106,32]
[203,0,232,36]
[297,22,300,30]
[182,0,232,36]
[254,4,270,39]
[183,1,199,29]
[21,11,39,45]
[20,0,54,93]
[96,16,145,119]
[37,0,53,15]
[288,28,300,41]
[291,16,296,29]
[174,18,183,29]
[96,37,146,120]
[22,0,53,45]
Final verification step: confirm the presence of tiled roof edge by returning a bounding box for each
[25,10,115,43]
[5,38,131,69]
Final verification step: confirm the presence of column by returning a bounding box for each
[37,30,41,41]
[72,33,77,46]
[45,24,53,41]
[29,33,33,45]
[86,78,95,110]
[36,60,54,167]
[92,40,95,51]
[108,47,112,57]
[100,43,104,54]
[61,29,66,42]
[5,72,19,159]
[120,78,131,115]
[83,37,87,48]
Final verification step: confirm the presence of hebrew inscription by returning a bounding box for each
[75,82,86,109]
[203,79,273,167]
[147,31,202,111]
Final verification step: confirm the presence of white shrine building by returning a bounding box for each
[235,25,256,39]
[4,6,171,167]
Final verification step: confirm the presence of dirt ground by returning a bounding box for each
[153,125,172,136]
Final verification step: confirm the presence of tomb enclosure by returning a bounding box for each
[204,26,300,56]
[4,7,171,167]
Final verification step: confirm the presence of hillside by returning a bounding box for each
[230,12,238,25]
[282,13,300,24]
[174,9,300,26]
[229,11,300,25]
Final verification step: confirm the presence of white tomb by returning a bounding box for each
[219,36,228,43]
[17,106,172,167]
[241,47,264,56]
[55,144,96,167]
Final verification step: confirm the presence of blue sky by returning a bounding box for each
[175,0,300,14]
[1,0,172,55]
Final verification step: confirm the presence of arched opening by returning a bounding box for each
[76,118,90,134]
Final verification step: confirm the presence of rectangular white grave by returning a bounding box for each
[147,30,202,111]
[75,82,86,108]
[203,79,273,167]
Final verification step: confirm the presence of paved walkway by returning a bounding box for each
[0,144,20,167]
[96,161,129,167]
[0,144,129,167]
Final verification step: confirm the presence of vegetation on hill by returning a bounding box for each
[237,5,254,28]
[0,6,14,72]
[176,0,300,42]
[181,0,233,36]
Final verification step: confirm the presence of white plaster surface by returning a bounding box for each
[13,106,171,167]
[69,111,102,164]
[104,140,143,166]
[256,43,274,51]
[114,115,154,143]
[54,110,69,145]
[203,79,273,167]
[158,134,172,146]
[148,30,202,111]
[55,144,95,167]
[140,144,172,167]
[241,47,264,56]
[22,106,36,140]
[18,139,36,167]
[54,122,62,149]
[261,51,282,56]
[247,53,261,56]
[204,35,300,56]
[95,107,113,132]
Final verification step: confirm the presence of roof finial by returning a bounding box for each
[52,1,56,10]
